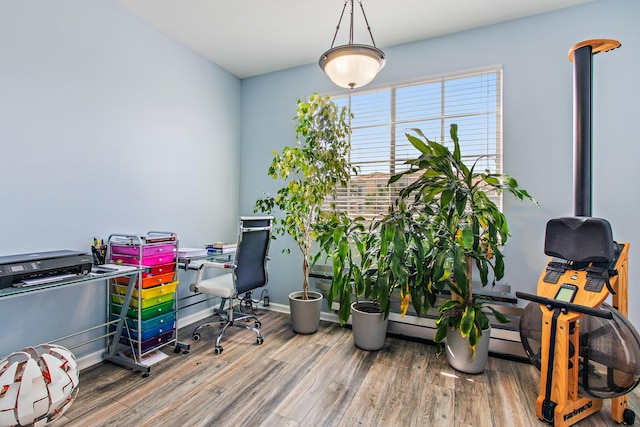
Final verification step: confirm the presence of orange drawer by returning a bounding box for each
[114,271,175,288]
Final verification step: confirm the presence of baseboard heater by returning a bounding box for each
[311,273,528,360]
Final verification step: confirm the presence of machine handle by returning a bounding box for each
[516,291,613,319]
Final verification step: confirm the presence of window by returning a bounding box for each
[331,68,502,219]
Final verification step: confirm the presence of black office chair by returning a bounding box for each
[189,216,273,354]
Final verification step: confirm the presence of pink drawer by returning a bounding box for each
[111,243,176,257]
[112,253,176,267]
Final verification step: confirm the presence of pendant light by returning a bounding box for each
[319,0,386,89]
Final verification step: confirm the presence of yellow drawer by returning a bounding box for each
[110,291,174,309]
[112,281,178,300]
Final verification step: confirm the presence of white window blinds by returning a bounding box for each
[331,68,503,219]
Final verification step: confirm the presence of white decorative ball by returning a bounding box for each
[0,344,79,427]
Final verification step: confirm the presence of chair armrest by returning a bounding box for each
[195,261,233,284]
[199,261,233,270]
[191,261,235,293]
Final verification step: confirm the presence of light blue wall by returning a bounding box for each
[241,0,640,326]
[0,0,241,358]
[2,0,639,361]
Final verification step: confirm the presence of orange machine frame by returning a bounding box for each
[535,242,630,426]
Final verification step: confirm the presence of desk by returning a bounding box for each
[0,252,236,376]
[0,267,141,299]
[178,251,235,270]
[0,266,155,374]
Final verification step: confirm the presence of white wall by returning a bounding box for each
[0,0,242,358]
[240,0,640,326]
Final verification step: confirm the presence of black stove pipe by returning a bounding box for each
[570,39,620,217]
[573,45,593,217]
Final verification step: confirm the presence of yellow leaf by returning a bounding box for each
[485,245,493,260]
[400,293,410,317]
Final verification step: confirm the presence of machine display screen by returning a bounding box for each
[555,284,578,302]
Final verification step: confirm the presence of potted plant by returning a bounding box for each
[389,123,537,373]
[314,212,387,350]
[315,200,435,350]
[254,93,354,334]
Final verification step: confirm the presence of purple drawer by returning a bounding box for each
[120,329,175,353]
[111,243,176,257]
[111,253,176,267]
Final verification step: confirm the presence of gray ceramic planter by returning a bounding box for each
[445,326,491,374]
[288,291,323,334]
[351,301,388,351]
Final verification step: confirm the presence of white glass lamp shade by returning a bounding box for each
[320,44,386,89]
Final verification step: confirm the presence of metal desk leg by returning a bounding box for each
[103,273,150,376]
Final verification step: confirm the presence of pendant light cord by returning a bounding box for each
[357,0,378,47]
[329,0,378,49]
[329,1,349,49]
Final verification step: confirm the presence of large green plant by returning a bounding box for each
[315,201,437,325]
[373,202,437,319]
[390,123,537,358]
[314,212,377,323]
[254,94,354,300]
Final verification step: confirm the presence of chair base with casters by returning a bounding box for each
[188,216,273,355]
[190,276,264,355]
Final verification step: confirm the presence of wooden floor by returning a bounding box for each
[50,310,640,427]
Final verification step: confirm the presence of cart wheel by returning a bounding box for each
[173,346,181,354]
[214,346,223,355]
[624,408,635,425]
[255,321,262,329]
[192,333,201,341]
[256,337,264,345]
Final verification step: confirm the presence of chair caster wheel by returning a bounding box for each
[192,333,201,341]
[256,337,264,345]
[624,408,635,425]
[255,321,262,329]
[214,346,223,355]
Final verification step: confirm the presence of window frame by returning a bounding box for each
[330,67,504,219]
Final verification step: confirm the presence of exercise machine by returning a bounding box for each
[517,39,640,426]
[518,217,640,426]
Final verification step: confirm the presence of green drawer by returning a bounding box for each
[110,310,176,331]
[110,292,174,309]
[110,299,175,321]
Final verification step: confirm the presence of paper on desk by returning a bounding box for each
[17,273,77,287]
[94,263,138,272]
[177,247,208,257]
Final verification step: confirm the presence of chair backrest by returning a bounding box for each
[233,216,273,294]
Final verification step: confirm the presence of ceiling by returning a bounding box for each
[114,0,594,79]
